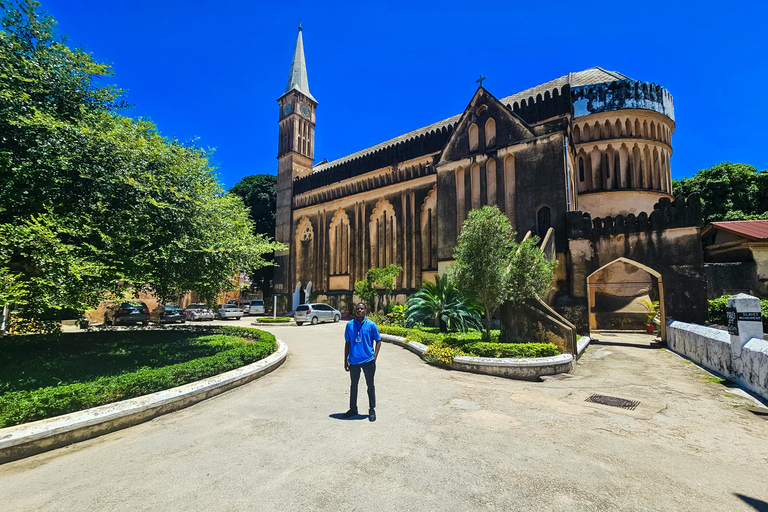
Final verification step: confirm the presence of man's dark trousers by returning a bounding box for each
[349,360,376,410]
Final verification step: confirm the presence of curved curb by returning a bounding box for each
[0,340,288,465]
[380,334,573,380]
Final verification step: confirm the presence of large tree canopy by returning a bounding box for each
[0,0,284,324]
[673,162,768,223]
[229,174,278,296]
[449,206,556,340]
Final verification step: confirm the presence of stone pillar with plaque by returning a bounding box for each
[727,293,764,375]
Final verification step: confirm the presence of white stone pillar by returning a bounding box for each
[727,293,764,374]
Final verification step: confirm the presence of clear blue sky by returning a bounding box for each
[41,0,768,190]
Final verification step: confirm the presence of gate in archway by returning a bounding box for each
[587,257,666,341]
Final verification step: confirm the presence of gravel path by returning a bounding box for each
[1,323,767,511]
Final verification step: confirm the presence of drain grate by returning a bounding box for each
[585,394,640,410]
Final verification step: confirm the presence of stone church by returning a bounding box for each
[273,27,707,333]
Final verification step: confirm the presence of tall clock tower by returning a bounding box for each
[274,25,317,297]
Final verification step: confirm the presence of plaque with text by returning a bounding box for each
[726,307,738,335]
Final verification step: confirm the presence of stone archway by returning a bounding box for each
[587,257,666,341]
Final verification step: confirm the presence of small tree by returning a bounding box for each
[449,206,556,341]
[368,264,403,311]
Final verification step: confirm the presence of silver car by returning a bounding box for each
[294,303,341,326]
[216,304,244,320]
[248,299,265,315]
[185,303,214,321]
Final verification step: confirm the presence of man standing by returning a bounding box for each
[343,302,381,421]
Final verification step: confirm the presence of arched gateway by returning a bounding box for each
[586,257,666,342]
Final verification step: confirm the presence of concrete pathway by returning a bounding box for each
[1,324,767,511]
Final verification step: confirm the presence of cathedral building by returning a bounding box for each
[273,27,706,331]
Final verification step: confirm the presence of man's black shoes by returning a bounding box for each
[369,409,376,422]
[341,408,358,419]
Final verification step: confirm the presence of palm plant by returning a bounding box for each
[405,274,483,333]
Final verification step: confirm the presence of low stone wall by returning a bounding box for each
[380,334,573,380]
[667,321,768,402]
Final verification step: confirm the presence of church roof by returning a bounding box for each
[312,67,628,174]
[282,26,315,102]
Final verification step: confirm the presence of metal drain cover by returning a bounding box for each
[585,394,640,410]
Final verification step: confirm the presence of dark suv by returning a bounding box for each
[105,301,150,326]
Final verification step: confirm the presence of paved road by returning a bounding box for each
[2,323,768,511]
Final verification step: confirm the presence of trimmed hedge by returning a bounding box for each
[378,325,561,359]
[255,317,292,323]
[458,342,560,358]
[0,327,276,428]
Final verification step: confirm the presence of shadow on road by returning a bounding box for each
[591,339,661,350]
[735,493,768,512]
[329,413,368,421]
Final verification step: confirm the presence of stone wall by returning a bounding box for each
[667,321,768,402]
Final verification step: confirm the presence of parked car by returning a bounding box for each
[104,301,150,326]
[241,303,250,314]
[184,303,214,321]
[248,299,265,315]
[294,303,341,326]
[216,304,244,320]
[150,304,186,324]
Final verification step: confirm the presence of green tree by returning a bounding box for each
[405,273,482,333]
[672,163,768,222]
[449,206,556,341]
[229,174,278,297]
[353,264,403,312]
[0,1,284,326]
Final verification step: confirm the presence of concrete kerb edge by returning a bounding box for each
[251,321,297,327]
[380,333,574,378]
[577,335,591,358]
[0,340,289,465]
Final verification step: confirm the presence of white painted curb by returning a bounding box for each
[0,340,288,465]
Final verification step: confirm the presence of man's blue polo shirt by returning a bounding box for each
[345,317,380,365]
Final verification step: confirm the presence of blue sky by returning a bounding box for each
[41,0,768,190]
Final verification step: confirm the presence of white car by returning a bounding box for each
[248,299,265,315]
[216,304,244,320]
[294,303,341,326]
[184,303,214,321]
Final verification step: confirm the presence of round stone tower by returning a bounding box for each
[571,80,674,218]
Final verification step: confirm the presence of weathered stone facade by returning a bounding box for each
[273,28,706,327]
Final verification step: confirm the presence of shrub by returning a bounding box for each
[378,325,410,338]
[708,295,768,330]
[424,345,463,366]
[255,317,292,323]
[0,327,276,427]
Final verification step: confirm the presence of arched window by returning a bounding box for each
[295,216,315,285]
[486,158,497,206]
[421,186,437,271]
[470,163,481,210]
[537,206,551,238]
[573,125,581,143]
[456,166,465,230]
[503,155,515,226]
[369,199,397,270]
[485,118,496,147]
[579,157,585,182]
[329,209,350,275]
[468,123,479,152]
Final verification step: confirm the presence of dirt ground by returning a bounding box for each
[1,324,767,511]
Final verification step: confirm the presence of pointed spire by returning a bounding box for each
[284,24,316,102]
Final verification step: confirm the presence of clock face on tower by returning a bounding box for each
[283,104,292,115]
[300,105,310,117]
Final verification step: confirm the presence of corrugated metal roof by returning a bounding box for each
[705,220,768,241]
[312,67,629,173]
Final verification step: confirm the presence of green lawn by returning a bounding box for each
[0,326,276,428]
